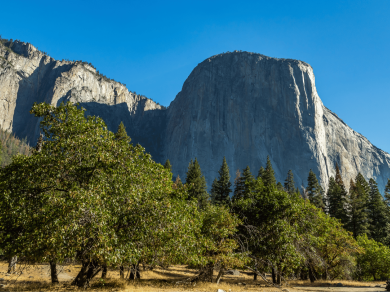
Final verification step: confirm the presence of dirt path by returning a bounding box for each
[295,286,386,292]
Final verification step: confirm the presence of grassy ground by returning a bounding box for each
[0,262,386,292]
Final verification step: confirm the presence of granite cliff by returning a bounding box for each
[1,40,389,191]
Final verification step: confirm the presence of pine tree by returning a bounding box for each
[367,178,388,244]
[262,156,276,187]
[327,176,348,225]
[276,182,284,191]
[163,159,172,172]
[212,157,232,206]
[345,178,369,238]
[115,122,131,142]
[233,169,244,199]
[284,170,295,195]
[257,166,265,179]
[384,178,390,207]
[173,175,183,189]
[210,178,219,204]
[307,169,324,209]
[185,158,209,209]
[233,166,254,201]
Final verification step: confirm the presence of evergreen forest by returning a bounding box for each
[1,102,390,288]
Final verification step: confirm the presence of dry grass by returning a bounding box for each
[0,262,386,292]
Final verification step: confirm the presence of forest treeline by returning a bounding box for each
[0,129,30,166]
[1,102,390,288]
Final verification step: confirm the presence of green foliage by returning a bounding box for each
[257,166,265,179]
[262,156,276,187]
[284,169,295,196]
[384,178,390,207]
[211,157,232,206]
[232,175,361,280]
[367,178,388,244]
[356,234,390,281]
[233,166,255,202]
[163,159,172,172]
[196,204,247,268]
[312,209,362,280]
[185,158,209,209]
[326,176,348,225]
[0,102,201,273]
[307,169,324,209]
[114,121,131,142]
[346,177,370,238]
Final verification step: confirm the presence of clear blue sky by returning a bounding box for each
[1,0,389,152]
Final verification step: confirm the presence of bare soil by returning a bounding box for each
[0,262,386,292]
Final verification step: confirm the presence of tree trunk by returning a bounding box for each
[300,268,308,280]
[129,264,141,280]
[49,261,59,284]
[277,273,281,285]
[253,273,257,281]
[216,267,225,284]
[271,268,276,284]
[101,265,107,279]
[72,260,101,288]
[191,262,214,283]
[120,265,124,279]
[7,256,17,274]
[308,266,316,283]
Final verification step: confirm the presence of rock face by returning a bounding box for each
[1,40,389,191]
[0,40,166,162]
[165,52,390,191]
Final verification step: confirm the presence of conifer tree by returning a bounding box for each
[276,182,284,191]
[384,178,390,207]
[257,166,265,179]
[163,159,172,172]
[367,178,388,244]
[356,173,370,195]
[210,178,219,204]
[345,178,369,238]
[212,157,232,206]
[233,169,244,199]
[185,158,209,208]
[262,156,276,187]
[173,175,183,189]
[115,121,131,142]
[233,166,254,201]
[327,176,348,225]
[307,169,324,209]
[284,170,295,195]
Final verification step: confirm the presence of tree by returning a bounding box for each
[192,204,247,283]
[284,170,295,196]
[356,234,390,281]
[163,159,172,172]
[0,102,202,287]
[345,178,369,238]
[185,158,209,209]
[384,178,390,207]
[233,166,255,202]
[115,121,131,142]
[262,156,276,187]
[212,157,232,206]
[367,178,388,244]
[326,176,348,225]
[307,169,324,209]
[257,166,265,179]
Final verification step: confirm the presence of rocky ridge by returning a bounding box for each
[0,40,389,191]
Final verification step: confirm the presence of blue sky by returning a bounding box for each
[1,0,390,151]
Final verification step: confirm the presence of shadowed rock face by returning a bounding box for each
[0,40,167,162]
[1,41,389,191]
